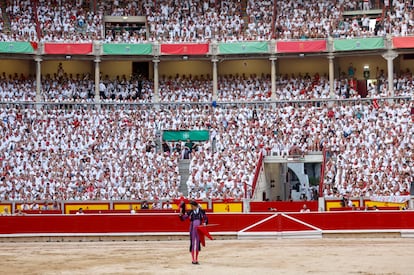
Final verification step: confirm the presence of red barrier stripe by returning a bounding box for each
[277,40,327,53]
[161,43,209,55]
[44,43,93,54]
[1,212,414,235]
[392,37,414,48]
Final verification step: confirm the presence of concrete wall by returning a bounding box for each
[288,163,310,200]
[336,55,387,79]
[100,61,133,79]
[396,55,414,75]
[0,55,400,81]
[277,57,329,76]
[219,59,270,76]
[42,60,93,76]
[159,60,211,77]
[0,60,34,76]
[261,163,291,201]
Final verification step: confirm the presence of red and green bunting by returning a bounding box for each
[392,37,414,49]
[277,40,327,53]
[44,43,93,54]
[103,43,152,55]
[160,43,209,55]
[0,42,37,53]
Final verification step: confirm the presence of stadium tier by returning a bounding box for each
[1,0,414,42]
[0,100,412,203]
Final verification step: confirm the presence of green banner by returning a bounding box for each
[163,130,209,141]
[103,43,152,55]
[0,42,34,53]
[333,37,384,51]
[218,41,269,54]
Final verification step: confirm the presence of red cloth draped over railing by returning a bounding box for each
[277,40,327,53]
[161,43,209,55]
[392,37,414,48]
[250,152,264,198]
[30,42,38,50]
[33,0,41,41]
[44,43,93,54]
[319,148,327,197]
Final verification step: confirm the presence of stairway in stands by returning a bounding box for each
[240,0,249,34]
[0,0,11,34]
[178,159,190,197]
[240,0,248,15]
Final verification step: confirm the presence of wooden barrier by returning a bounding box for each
[1,211,414,235]
[250,201,318,212]
[326,199,407,211]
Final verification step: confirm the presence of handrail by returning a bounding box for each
[5,34,414,46]
[0,96,411,107]
[250,152,264,199]
[319,148,328,198]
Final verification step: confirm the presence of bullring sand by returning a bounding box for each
[1,238,414,275]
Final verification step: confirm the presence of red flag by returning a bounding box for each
[372,99,379,109]
[276,40,327,53]
[30,41,38,50]
[44,43,93,54]
[393,37,414,49]
[161,43,209,55]
[197,225,213,247]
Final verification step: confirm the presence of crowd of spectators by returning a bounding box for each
[37,0,103,42]
[0,2,413,204]
[159,74,212,102]
[0,106,181,201]
[275,0,340,39]
[323,100,414,198]
[100,0,149,17]
[383,0,414,37]
[245,0,273,40]
[1,98,412,201]
[101,1,148,43]
[218,74,271,101]
[2,0,414,42]
[41,73,154,102]
[2,68,414,102]
[99,74,153,102]
[392,70,414,97]
[2,0,37,42]
[146,0,243,42]
[0,73,36,101]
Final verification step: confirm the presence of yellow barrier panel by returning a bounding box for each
[326,200,360,211]
[65,203,109,214]
[326,201,343,211]
[113,203,142,211]
[0,204,12,214]
[365,201,405,209]
[171,202,208,210]
[213,202,243,213]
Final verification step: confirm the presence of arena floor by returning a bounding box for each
[1,238,413,275]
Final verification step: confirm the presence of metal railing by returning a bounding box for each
[0,96,411,110]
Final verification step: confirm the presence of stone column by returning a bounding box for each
[328,54,335,98]
[94,57,101,102]
[270,56,277,100]
[382,50,398,97]
[35,56,42,102]
[153,58,160,103]
[212,57,218,101]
